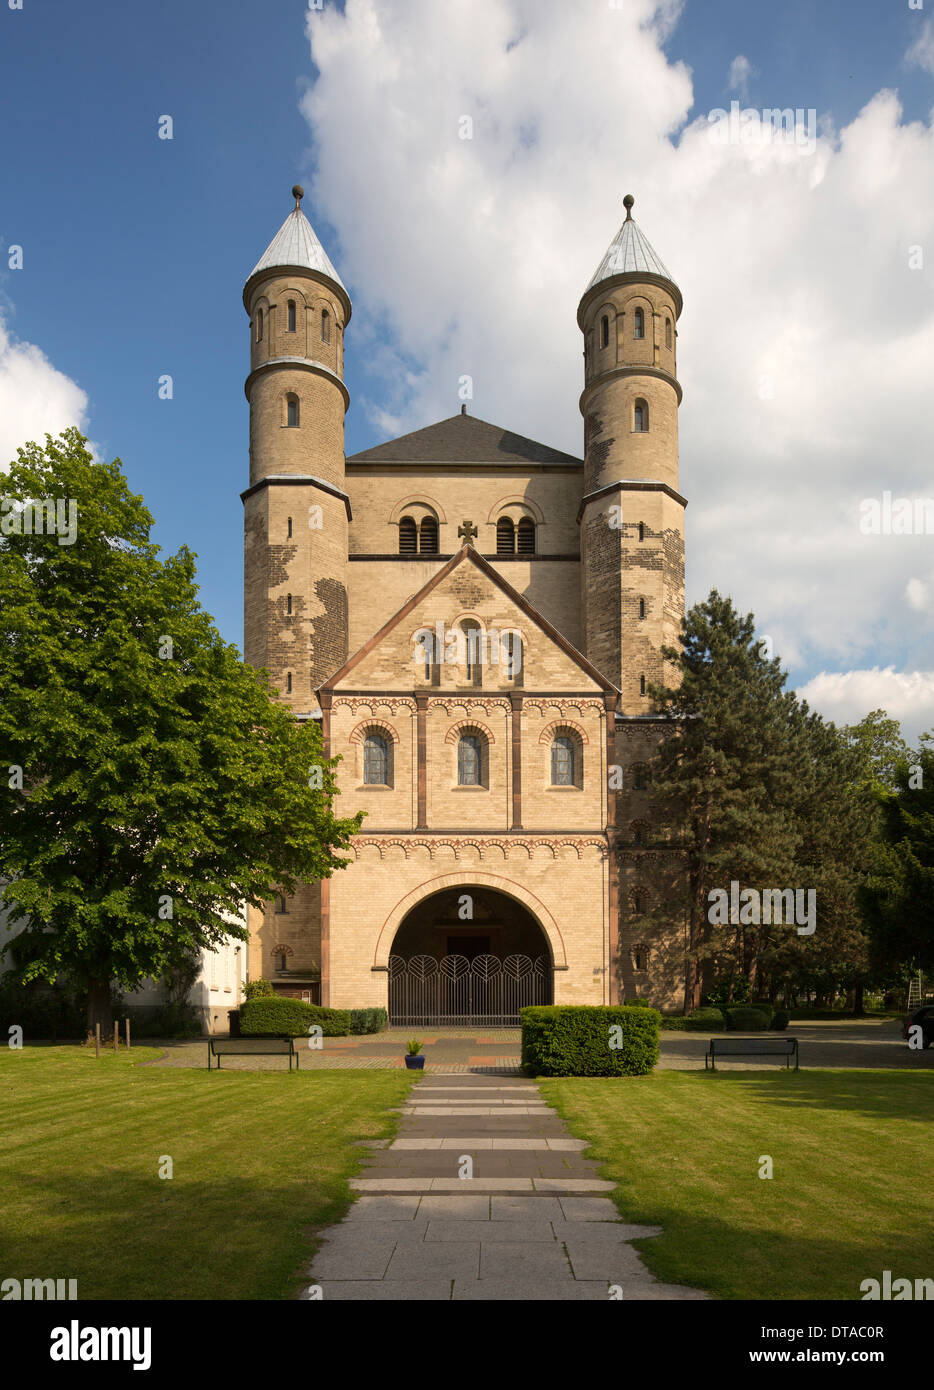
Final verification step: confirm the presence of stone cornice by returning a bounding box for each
[348,833,609,861]
[244,356,350,411]
[240,473,353,521]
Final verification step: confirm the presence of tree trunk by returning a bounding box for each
[86,977,113,1043]
[853,980,865,1017]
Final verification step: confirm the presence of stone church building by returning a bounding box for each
[242,187,688,1021]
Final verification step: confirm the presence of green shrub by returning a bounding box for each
[771,1009,790,1031]
[623,998,652,1007]
[658,1016,690,1030]
[242,978,275,1001]
[349,1007,388,1035]
[684,1006,726,1032]
[722,1006,770,1032]
[521,1005,659,1077]
[750,1001,774,1025]
[239,996,351,1037]
[704,977,752,1009]
[0,977,90,1040]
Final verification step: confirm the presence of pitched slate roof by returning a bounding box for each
[347,411,582,467]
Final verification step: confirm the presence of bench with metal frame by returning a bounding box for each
[705,1036,799,1071]
[207,1034,299,1071]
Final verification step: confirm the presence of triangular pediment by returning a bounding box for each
[319,547,616,696]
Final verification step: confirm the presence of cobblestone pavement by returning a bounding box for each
[142,1018,929,1073]
[300,1073,710,1300]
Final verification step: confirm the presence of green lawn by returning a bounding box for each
[541,1069,934,1301]
[0,1046,412,1300]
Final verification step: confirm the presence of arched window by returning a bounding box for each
[633,764,648,791]
[503,632,523,685]
[638,598,645,619]
[665,317,672,349]
[497,517,515,554]
[321,308,330,343]
[286,594,293,616]
[640,674,646,696]
[601,315,609,348]
[462,622,482,686]
[634,308,645,339]
[277,950,288,972]
[638,521,645,542]
[458,733,483,786]
[419,516,439,553]
[517,518,536,554]
[634,398,648,432]
[286,672,292,694]
[286,394,299,428]
[631,822,648,848]
[363,733,389,786]
[632,892,646,916]
[632,943,649,972]
[274,895,287,914]
[287,516,293,539]
[256,308,264,343]
[551,736,575,786]
[287,300,296,333]
[399,516,417,553]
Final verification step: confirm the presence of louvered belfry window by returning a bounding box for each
[399,517,417,553]
[363,734,389,785]
[419,516,439,553]
[497,518,515,554]
[458,734,482,786]
[517,518,535,554]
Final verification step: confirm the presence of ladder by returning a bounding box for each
[907,973,924,1010]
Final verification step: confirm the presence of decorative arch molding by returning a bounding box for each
[349,834,608,864]
[444,718,496,745]
[389,494,448,525]
[524,698,605,717]
[272,943,294,958]
[332,696,417,716]
[348,719,400,746]
[486,494,545,525]
[539,718,589,745]
[373,871,568,970]
[429,697,512,717]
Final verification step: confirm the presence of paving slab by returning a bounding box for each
[426,1220,556,1243]
[480,1242,573,1280]
[344,1196,422,1220]
[309,1281,454,1301]
[385,1242,480,1280]
[451,1279,611,1301]
[491,1195,564,1221]
[417,1195,491,1219]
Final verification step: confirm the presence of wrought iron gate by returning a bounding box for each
[388,953,551,1027]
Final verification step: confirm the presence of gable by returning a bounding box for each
[321,547,614,695]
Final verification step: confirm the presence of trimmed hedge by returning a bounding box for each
[238,997,351,1037]
[623,998,652,1008]
[521,1005,660,1077]
[349,1007,388,1035]
[722,1006,770,1032]
[771,1009,790,1031]
[685,1006,726,1032]
[749,1001,775,1025]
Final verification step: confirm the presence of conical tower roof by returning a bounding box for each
[243,185,349,314]
[582,194,680,315]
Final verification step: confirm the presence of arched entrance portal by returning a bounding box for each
[388,886,553,1026]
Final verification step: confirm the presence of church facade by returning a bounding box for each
[241,187,689,1019]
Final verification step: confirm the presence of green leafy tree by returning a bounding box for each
[845,709,910,795]
[864,739,934,975]
[0,430,361,1038]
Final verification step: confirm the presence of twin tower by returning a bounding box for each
[242,187,684,713]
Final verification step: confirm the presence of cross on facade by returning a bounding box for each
[458,519,478,545]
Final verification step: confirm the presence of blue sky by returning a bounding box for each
[2,0,933,734]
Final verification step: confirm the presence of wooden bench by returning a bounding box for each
[207,1035,299,1071]
[705,1036,799,1071]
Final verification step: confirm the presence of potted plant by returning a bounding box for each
[404,1038,425,1070]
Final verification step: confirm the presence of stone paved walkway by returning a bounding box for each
[300,1073,709,1300]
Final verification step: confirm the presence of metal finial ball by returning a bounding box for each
[292,184,305,202]
[623,193,634,217]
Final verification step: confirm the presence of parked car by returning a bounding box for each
[902,1004,934,1048]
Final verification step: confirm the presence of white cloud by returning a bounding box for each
[297,0,934,704]
[798,667,934,742]
[905,18,934,76]
[906,577,930,611]
[727,54,755,100]
[0,315,88,473]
